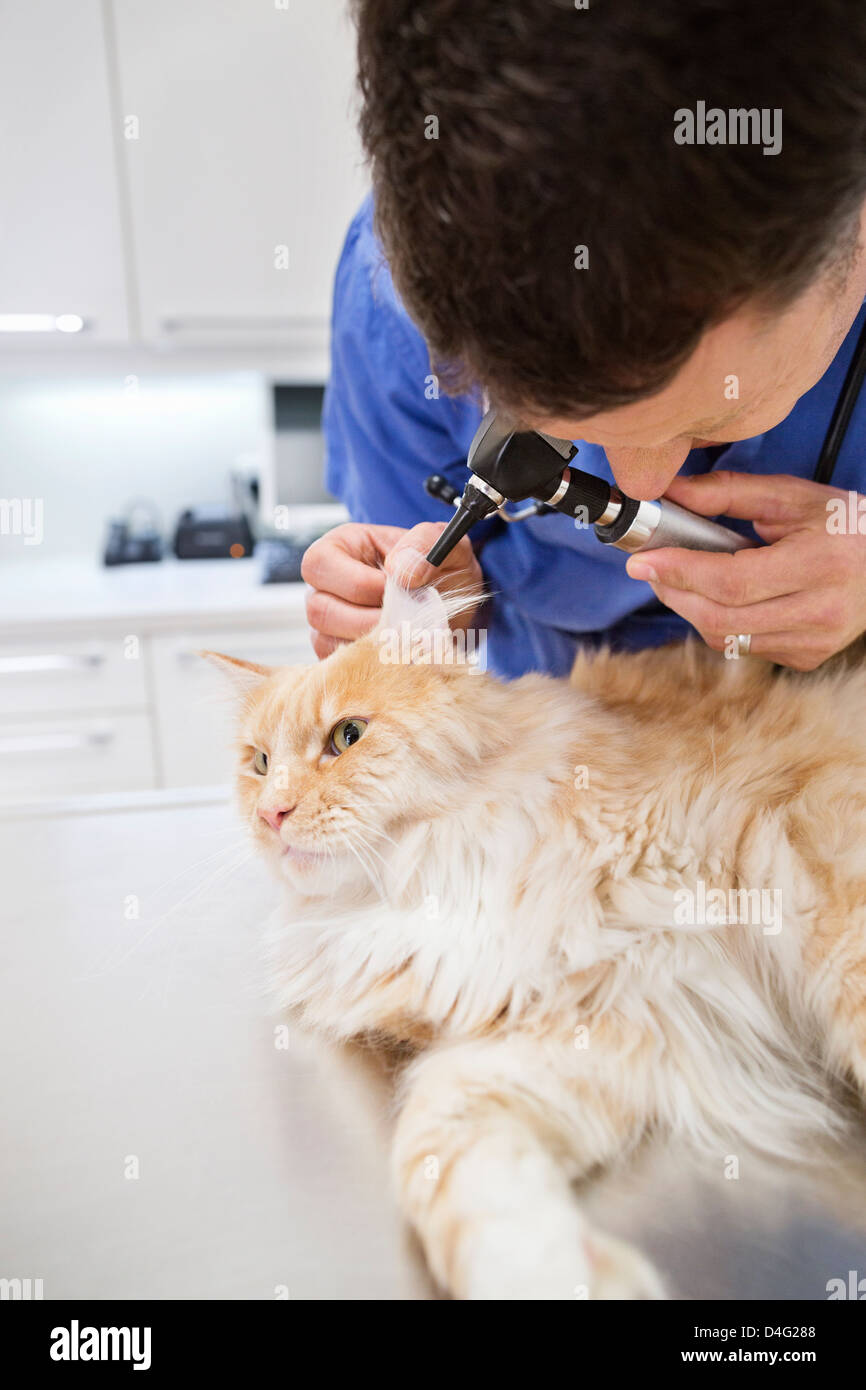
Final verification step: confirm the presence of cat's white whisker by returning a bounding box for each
[334,827,385,896]
[143,836,250,900]
[363,822,399,851]
[349,826,390,870]
[79,845,254,982]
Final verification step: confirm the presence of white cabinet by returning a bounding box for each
[0,0,129,341]
[0,713,155,798]
[0,0,366,359]
[0,560,313,804]
[111,0,368,346]
[0,636,147,716]
[0,599,314,802]
[0,632,154,795]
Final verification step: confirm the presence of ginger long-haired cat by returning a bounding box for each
[206,578,866,1300]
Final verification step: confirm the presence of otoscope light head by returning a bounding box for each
[424,407,581,566]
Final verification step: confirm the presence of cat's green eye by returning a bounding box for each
[253,749,268,775]
[329,718,368,755]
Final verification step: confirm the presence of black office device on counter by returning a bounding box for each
[172,507,255,560]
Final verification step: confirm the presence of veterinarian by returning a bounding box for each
[303,0,866,679]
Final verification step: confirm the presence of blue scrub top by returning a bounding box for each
[323,195,866,679]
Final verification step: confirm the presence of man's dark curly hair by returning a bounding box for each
[354,0,866,420]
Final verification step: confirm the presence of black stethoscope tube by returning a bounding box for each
[814,314,866,485]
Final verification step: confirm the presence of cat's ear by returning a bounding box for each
[377,576,452,645]
[199,650,273,695]
[375,576,484,668]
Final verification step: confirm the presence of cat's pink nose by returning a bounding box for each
[259,804,296,833]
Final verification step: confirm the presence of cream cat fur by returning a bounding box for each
[206,579,866,1300]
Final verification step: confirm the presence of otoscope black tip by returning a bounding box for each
[426,480,502,565]
[426,505,477,566]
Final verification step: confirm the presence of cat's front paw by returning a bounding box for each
[584,1229,666,1301]
[459,1210,665,1301]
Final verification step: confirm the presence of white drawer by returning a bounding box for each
[0,636,148,716]
[0,713,156,800]
[151,625,313,788]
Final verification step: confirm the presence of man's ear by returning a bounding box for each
[199,650,273,695]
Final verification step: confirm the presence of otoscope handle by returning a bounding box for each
[593,491,753,554]
[640,498,753,553]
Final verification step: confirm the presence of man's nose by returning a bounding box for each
[259,804,297,832]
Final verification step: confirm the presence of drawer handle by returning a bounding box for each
[0,728,114,755]
[0,652,105,676]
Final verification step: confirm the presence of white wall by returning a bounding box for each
[0,372,274,563]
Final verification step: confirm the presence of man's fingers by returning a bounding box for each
[625,536,811,606]
[384,521,475,584]
[752,520,795,544]
[338,522,409,564]
[311,631,339,660]
[301,530,391,607]
[302,520,482,662]
[305,588,380,642]
[384,541,440,588]
[746,633,833,671]
[663,470,825,525]
[650,579,831,636]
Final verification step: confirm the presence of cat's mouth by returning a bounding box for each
[280,842,328,868]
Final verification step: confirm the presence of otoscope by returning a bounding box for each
[424,409,753,566]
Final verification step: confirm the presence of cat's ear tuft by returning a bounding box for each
[374,576,485,668]
[200,650,273,695]
[377,576,452,643]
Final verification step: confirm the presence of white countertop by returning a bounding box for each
[0,555,308,635]
[0,795,432,1300]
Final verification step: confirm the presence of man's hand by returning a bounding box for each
[301,521,483,659]
[624,471,866,670]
